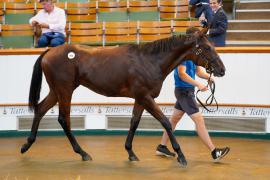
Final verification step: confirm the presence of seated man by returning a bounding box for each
[29,0,66,48]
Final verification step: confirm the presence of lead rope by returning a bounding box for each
[196,73,219,112]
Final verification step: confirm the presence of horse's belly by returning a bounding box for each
[80,81,131,98]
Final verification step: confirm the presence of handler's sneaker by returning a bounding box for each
[156,144,176,157]
[211,147,230,162]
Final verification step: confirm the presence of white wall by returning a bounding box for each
[214,53,270,105]
[0,53,270,105]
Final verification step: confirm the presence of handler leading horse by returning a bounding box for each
[21,27,225,167]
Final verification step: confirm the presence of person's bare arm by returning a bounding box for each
[196,66,214,82]
[178,65,208,91]
[31,20,39,26]
[38,23,49,29]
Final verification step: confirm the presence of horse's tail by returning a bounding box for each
[28,49,50,112]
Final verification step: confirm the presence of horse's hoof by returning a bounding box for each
[21,144,29,154]
[177,155,187,167]
[82,154,92,161]
[129,156,139,161]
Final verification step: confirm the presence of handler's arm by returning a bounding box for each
[196,66,214,82]
[178,65,208,91]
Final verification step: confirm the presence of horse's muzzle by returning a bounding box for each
[214,68,225,77]
[219,69,225,76]
[210,65,225,77]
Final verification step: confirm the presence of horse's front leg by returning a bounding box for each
[125,101,144,161]
[140,95,187,167]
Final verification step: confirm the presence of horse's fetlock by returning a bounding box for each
[125,144,132,151]
[173,144,180,152]
[27,136,36,143]
[72,145,81,153]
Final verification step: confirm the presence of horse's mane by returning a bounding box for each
[129,34,187,54]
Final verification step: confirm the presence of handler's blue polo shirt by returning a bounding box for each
[174,60,196,88]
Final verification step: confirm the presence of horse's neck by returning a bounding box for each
[159,44,193,78]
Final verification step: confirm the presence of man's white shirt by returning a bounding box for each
[29,6,66,36]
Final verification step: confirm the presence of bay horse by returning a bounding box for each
[21,27,225,167]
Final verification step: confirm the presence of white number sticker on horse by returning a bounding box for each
[68,52,75,59]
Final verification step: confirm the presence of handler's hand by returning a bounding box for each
[197,82,208,92]
[208,77,215,86]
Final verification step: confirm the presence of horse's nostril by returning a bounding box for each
[220,70,225,76]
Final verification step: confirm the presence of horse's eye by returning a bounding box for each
[205,46,211,51]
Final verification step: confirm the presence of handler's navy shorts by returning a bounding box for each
[174,87,199,115]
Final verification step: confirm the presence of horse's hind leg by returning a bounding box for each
[57,92,91,161]
[125,101,144,161]
[21,91,57,153]
[140,95,187,167]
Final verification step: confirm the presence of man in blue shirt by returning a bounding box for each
[156,28,230,162]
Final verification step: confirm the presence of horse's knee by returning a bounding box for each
[161,119,172,131]
[58,115,66,126]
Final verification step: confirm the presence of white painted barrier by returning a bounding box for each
[0,51,270,132]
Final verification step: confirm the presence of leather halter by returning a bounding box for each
[192,43,219,112]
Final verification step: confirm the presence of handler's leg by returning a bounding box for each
[190,112,230,161]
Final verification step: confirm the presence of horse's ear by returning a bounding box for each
[200,27,209,35]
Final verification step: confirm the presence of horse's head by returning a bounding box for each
[185,27,226,77]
